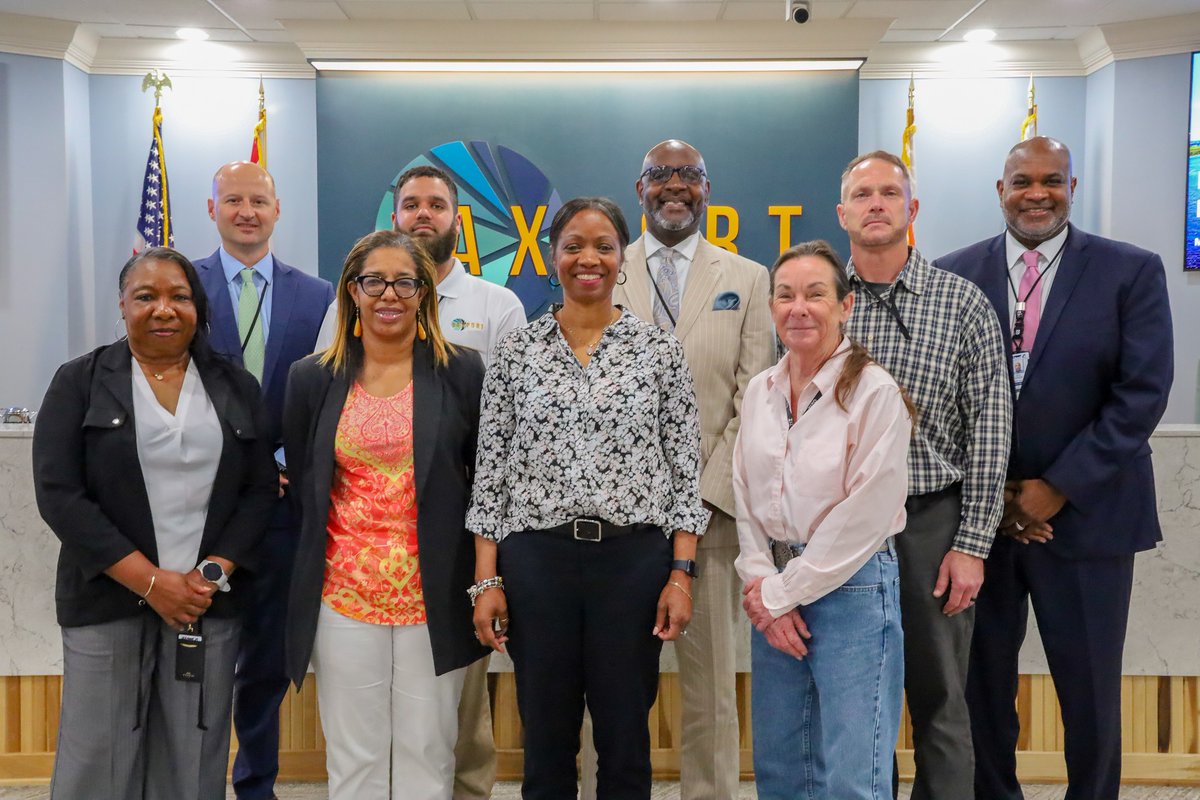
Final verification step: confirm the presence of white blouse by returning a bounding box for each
[132,358,223,573]
[733,339,911,617]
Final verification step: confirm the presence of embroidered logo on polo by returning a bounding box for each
[451,318,485,332]
[376,141,562,320]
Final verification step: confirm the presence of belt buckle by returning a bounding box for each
[573,518,603,542]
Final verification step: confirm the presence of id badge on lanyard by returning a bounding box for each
[1012,350,1029,394]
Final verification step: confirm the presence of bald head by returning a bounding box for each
[998,136,1076,249]
[208,161,281,265]
[637,139,710,246]
[641,139,707,175]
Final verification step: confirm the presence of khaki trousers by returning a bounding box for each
[453,656,496,800]
[580,511,742,800]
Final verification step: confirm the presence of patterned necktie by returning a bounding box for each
[238,267,266,381]
[653,247,681,332]
[1017,250,1042,353]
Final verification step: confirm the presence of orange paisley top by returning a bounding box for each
[322,381,425,625]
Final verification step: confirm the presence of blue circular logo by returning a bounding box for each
[377,140,563,320]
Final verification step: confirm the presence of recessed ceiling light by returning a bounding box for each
[963,28,996,43]
[176,27,209,41]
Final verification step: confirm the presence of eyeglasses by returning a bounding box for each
[639,165,706,185]
[354,275,424,298]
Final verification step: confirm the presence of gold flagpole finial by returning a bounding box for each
[908,72,915,109]
[140,69,173,106]
[258,76,265,113]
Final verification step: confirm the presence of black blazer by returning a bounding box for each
[282,342,488,685]
[32,341,279,627]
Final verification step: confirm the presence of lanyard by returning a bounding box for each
[1006,239,1066,353]
[856,280,911,341]
[785,390,822,427]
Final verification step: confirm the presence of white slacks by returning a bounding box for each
[312,604,466,800]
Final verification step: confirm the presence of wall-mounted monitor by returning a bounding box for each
[1187,52,1200,270]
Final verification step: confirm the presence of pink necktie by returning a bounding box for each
[1017,250,1042,352]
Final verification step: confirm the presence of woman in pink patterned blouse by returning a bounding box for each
[283,230,487,800]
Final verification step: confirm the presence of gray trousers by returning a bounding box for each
[52,614,240,800]
[899,485,975,800]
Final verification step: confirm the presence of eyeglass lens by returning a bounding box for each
[357,276,421,298]
[644,165,705,185]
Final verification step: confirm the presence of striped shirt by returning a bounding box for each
[845,248,1011,558]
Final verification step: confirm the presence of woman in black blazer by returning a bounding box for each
[32,247,277,800]
[283,230,486,800]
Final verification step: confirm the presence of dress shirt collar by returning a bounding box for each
[643,230,701,264]
[1004,226,1068,274]
[219,247,274,287]
[533,305,637,342]
[437,258,468,300]
[847,247,930,297]
[765,336,852,399]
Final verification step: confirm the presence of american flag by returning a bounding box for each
[134,105,173,253]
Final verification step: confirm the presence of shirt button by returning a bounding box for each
[112,418,121,425]
[235,429,242,435]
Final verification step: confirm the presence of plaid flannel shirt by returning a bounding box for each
[845,248,1012,558]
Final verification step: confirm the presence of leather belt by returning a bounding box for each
[542,518,654,542]
[770,537,893,570]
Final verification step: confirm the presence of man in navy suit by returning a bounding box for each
[195,161,334,800]
[936,137,1173,799]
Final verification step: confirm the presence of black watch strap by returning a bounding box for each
[670,559,699,578]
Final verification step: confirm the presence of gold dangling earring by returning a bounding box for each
[353,307,362,338]
[416,308,428,341]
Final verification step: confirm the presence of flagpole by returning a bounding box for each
[252,76,268,168]
[902,73,917,246]
[1021,75,1038,141]
[135,70,174,253]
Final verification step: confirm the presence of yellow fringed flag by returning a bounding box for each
[250,78,267,168]
[1020,75,1038,141]
[901,74,917,246]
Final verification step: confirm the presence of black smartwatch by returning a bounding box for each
[670,559,699,578]
[197,560,231,592]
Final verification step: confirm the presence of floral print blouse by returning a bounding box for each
[466,307,709,542]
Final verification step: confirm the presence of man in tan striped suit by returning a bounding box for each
[613,139,775,799]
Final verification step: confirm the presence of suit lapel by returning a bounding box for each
[199,251,243,364]
[312,368,350,525]
[674,239,721,341]
[1027,225,1087,378]
[618,238,656,322]
[411,343,442,503]
[97,340,136,421]
[982,235,1013,347]
[264,256,296,393]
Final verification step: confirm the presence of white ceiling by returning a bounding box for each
[1,0,1198,43]
[0,0,1198,77]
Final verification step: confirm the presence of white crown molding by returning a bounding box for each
[860,41,1088,79]
[1096,12,1200,64]
[0,12,80,61]
[64,26,99,73]
[283,18,893,61]
[1075,28,1113,75]
[88,39,314,78]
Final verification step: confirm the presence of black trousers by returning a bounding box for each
[232,502,298,799]
[500,527,671,800]
[968,535,1134,800]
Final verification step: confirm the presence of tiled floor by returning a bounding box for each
[6,782,1200,798]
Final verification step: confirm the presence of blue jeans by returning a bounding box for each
[750,544,904,800]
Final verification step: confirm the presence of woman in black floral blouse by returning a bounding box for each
[466,197,708,800]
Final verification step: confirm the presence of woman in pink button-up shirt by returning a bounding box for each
[733,240,913,799]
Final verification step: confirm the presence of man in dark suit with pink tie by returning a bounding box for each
[936,137,1174,800]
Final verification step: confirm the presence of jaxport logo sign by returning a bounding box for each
[376,141,562,320]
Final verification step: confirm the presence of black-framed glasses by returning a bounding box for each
[354,275,424,298]
[640,165,706,185]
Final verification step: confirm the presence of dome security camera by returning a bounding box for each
[788,0,812,23]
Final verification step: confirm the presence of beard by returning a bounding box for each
[646,200,704,234]
[414,225,457,265]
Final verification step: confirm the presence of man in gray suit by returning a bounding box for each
[602,139,774,799]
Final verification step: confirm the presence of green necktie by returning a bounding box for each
[237,267,266,382]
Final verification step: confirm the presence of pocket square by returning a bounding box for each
[713,291,741,311]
